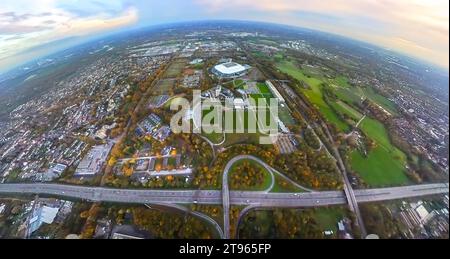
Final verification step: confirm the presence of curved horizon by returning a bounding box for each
[0,0,448,73]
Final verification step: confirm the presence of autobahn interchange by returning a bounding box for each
[0,182,447,207]
[0,182,448,239]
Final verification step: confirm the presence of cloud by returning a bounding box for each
[196,0,449,67]
[0,0,448,70]
[0,0,139,70]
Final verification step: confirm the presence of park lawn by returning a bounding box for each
[303,88,350,132]
[351,117,409,186]
[257,82,271,94]
[277,61,350,132]
[229,159,273,191]
[351,147,409,186]
[222,132,262,147]
[203,132,225,144]
[332,101,363,120]
[334,87,363,105]
[163,60,186,78]
[274,53,284,60]
[234,79,244,86]
[313,207,348,234]
[333,76,351,88]
[271,174,303,193]
[360,117,399,152]
[361,86,398,115]
[278,105,296,126]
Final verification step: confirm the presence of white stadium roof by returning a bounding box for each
[214,62,247,75]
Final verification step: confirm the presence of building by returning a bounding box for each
[266,80,285,103]
[110,225,152,239]
[212,61,249,78]
[234,98,246,109]
[29,205,59,233]
[190,58,203,65]
[74,142,113,177]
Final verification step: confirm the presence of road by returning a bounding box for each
[222,155,279,238]
[145,203,224,239]
[0,183,447,206]
[0,182,447,208]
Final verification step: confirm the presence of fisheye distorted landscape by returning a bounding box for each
[0,0,449,240]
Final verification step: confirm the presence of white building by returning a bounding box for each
[266,80,285,103]
[234,98,246,109]
[212,61,249,78]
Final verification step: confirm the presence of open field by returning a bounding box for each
[154,79,175,95]
[276,59,408,187]
[332,101,363,120]
[277,61,350,132]
[351,147,409,186]
[351,117,409,186]
[313,207,349,234]
[203,132,225,144]
[257,82,271,94]
[163,60,186,79]
[278,105,295,126]
[271,174,303,193]
[362,86,398,115]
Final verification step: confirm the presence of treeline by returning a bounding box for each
[238,209,323,239]
[193,144,275,189]
[132,207,215,239]
[229,161,267,190]
[359,203,407,239]
[274,145,343,190]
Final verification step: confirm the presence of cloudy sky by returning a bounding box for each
[0,0,448,72]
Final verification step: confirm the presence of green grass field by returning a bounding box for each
[333,76,351,88]
[278,105,296,126]
[351,117,409,186]
[203,132,225,144]
[351,147,408,186]
[313,207,348,234]
[362,86,398,115]
[332,101,363,120]
[271,174,303,193]
[334,87,363,104]
[276,59,407,187]
[277,61,350,132]
[257,82,271,94]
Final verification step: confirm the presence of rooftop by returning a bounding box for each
[214,62,247,75]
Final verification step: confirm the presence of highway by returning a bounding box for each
[0,183,447,207]
[221,155,309,238]
[1,182,447,239]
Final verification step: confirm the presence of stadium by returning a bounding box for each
[212,61,250,78]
